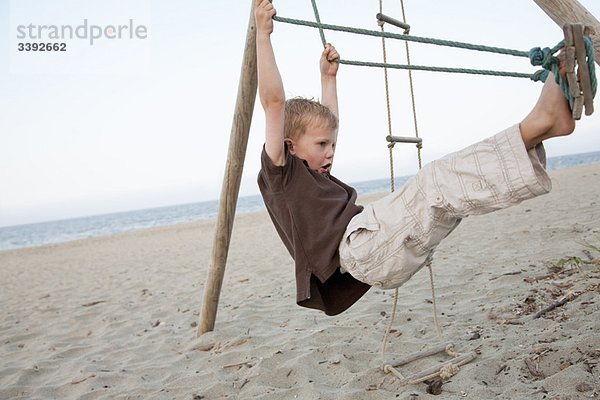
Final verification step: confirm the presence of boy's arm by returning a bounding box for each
[255,0,286,166]
[320,44,340,120]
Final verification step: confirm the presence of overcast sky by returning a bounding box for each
[1,0,599,227]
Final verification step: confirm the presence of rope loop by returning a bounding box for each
[445,344,459,357]
[528,37,597,110]
[439,364,459,380]
[529,45,560,72]
[528,41,564,84]
[531,68,549,83]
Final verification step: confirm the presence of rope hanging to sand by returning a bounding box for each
[373,0,444,374]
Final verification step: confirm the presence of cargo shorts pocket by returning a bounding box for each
[341,206,380,257]
[339,205,386,284]
[339,203,431,289]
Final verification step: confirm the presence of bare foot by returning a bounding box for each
[519,72,575,149]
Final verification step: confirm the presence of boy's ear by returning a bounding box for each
[284,138,295,154]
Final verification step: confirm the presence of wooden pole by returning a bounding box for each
[532,0,600,66]
[198,1,258,336]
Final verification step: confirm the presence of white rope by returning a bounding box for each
[379,0,443,369]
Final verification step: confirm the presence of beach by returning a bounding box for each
[1,163,599,399]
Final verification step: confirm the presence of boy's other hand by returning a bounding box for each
[255,0,276,35]
[320,43,340,77]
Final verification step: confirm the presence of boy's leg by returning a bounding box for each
[340,61,588,290]
[520,72,576,149]
[339,123,552,289]
[340,76,580,289]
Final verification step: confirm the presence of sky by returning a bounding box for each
[1,0,599,227]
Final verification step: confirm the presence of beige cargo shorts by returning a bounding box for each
[338,125,551,290]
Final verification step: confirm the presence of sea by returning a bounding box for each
[1,151,599,252]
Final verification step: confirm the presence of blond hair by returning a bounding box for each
[284,98,338,141]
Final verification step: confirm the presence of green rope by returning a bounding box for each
[331,59,532,78]
[273,15,529,57]
[309,0,327,48]
[273,14,532,78]
[529,38,597,109]
[273,11,597,106]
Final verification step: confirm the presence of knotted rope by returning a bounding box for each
[273,9,597,92]
[529,37,597,109]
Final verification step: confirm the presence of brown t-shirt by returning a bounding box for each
[258,147,371,316]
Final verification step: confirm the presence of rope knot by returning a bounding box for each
[531,69,549,83]
[445,344,459,357]
[529,46,558,71]
[439,364,459,380]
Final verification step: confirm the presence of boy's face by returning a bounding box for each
[287,122,336,175]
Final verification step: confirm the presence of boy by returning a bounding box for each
[255,0,581,316]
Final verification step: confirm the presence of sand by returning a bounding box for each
[1,163,599,399]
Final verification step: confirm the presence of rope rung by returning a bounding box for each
[386,135,422,144]
[376,13,410,33]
